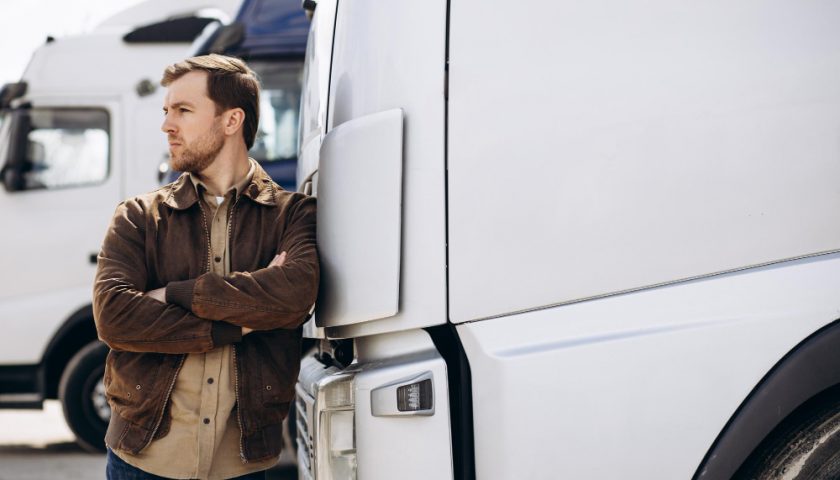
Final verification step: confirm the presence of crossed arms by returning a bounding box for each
[92,195,318,354]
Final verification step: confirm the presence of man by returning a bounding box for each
[93,54,318,479]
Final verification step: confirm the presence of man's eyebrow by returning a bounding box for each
[163,101,197,110]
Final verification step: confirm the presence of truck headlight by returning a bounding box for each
[316,373,357,480]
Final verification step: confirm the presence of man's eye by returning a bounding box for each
[179,108,190,113]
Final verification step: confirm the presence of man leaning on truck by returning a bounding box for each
[92,54,318,480]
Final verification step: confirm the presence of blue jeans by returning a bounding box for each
[106,449,267,480]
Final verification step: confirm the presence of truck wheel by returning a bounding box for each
[59,341,110,453]
[736,392,840,479]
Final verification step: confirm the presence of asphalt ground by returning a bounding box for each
[0,401,297,480]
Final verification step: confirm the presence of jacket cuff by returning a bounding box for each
[166,279,196,311]
[211,321,242,346]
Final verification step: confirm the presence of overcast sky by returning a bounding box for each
[0,0,144,86]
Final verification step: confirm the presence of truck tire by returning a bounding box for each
[59,340,110,453]
[736,391,840,479]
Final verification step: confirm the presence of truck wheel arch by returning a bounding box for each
[693,318,840,480]
[42,305,98,399]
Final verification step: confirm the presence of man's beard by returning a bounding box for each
[169,121,224,173]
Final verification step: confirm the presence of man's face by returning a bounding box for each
[161,71,224,173]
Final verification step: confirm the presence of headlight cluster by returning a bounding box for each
[317,374,357,479]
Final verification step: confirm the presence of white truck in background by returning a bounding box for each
[0,0,240,451]
[295,1,840,479]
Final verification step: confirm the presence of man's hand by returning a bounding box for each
[146,287,166,303]
[269,251,287,268]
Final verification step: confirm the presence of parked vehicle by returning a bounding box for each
[0,0,241,452]
[294,1,840,479]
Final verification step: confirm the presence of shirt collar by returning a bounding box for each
[188,158,257,200]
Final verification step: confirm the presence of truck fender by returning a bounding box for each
[42,305,98,399]
[693,318,840,480]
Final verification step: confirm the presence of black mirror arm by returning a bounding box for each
[1,163,22,192]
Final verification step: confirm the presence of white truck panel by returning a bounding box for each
[458,252,840,479]
[354,330,453,480]
[317,109,404,327]
[124,90,174,195]
[319,0,448,337]
[0,287,94,365]
[448,0,840,322]
[23,35,188,97]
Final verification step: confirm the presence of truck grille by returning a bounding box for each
[295,383,315,480]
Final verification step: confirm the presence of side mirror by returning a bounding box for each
[0,82,27,110]
[1,163,24,192]
[1,108,32,192]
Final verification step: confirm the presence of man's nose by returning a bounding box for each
[161,115,176,134]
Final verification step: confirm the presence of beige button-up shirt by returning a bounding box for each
[116,159,279,479]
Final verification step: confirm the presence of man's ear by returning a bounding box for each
[223,108,246,137]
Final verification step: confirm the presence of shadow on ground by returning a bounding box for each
[0,441,93,455]
[0,442,296,480]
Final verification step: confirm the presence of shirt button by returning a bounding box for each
[135,385,141,390]
[203,418,210,425]
[207,378,214,384]
[266,385,272,391]
[214,256,221,263]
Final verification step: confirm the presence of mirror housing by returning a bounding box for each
[0,107,31,192]
[0,82,27,110]
[0,163,24,192]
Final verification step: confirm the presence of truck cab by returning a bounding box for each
[295,1,840,479]
[0,0,241,451]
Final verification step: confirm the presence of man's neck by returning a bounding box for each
[195,148,251,196]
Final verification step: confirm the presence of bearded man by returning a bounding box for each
[92,54,318,480]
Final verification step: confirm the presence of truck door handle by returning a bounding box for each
[370,371,435,417]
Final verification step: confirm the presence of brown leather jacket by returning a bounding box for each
[92,164,318,462]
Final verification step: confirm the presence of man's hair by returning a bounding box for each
[161,54,261,150]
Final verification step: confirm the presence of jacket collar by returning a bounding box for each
[163,160,277,210]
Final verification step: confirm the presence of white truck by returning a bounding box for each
[0,0,241,451]
[294,1,840,479]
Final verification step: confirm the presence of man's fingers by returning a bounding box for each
[145,287,166,303]
[269,251,288,268]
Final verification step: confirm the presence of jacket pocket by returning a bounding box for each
[254,332,300,407]
[104,351,163,410]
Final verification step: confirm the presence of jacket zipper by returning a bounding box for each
[228,197,248,463]
[145,355,186,450]
[144,200,214,451]
[232,344,248,463]
[198,202,212,272]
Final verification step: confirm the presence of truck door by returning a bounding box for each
[0,99,120,365]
